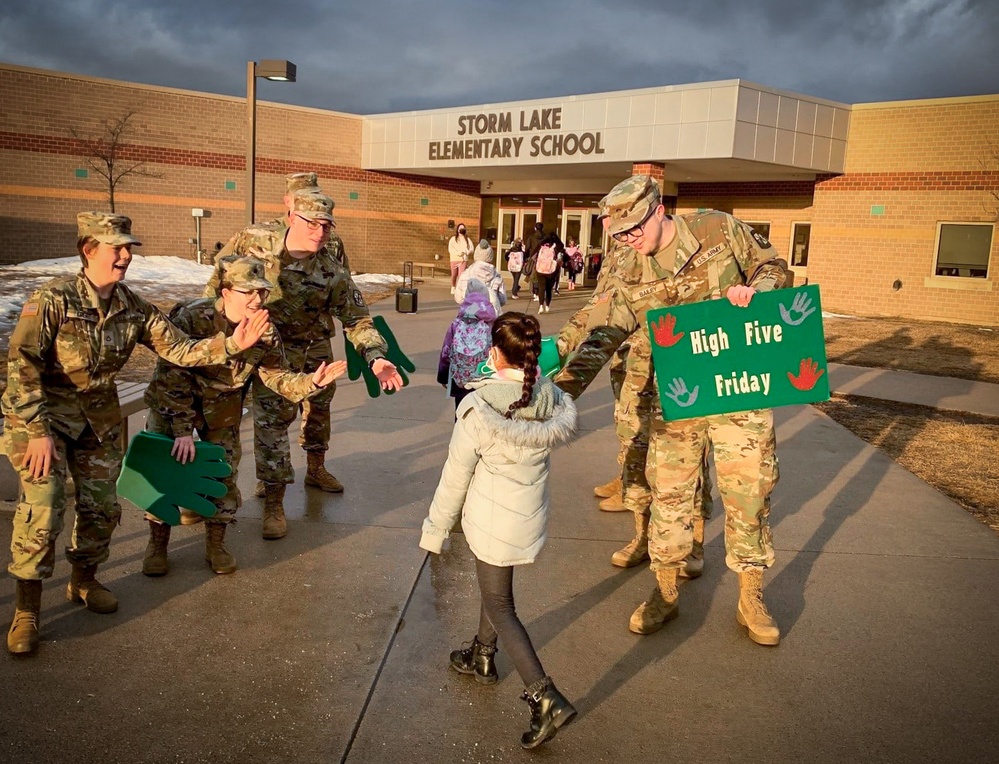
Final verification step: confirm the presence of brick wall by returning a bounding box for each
[807,96,999,325]
[0,64,479,273]
[675,181,815,283]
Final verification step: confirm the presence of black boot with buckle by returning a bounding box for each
[520,676,577,749]
[448,636,498,685]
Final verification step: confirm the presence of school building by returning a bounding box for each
[1,62,996,325]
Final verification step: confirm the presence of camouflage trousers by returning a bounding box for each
[146,411,242,523]
[4,420,123,580]
[613,343,713,519]
[253,338,336,485]
[647,409,778,573]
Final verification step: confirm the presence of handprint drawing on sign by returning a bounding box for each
[651,313,685,347]
[787,358,825,391]
[663,377,699,408]
[779,292,816,326]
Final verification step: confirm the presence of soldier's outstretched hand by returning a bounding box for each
[312,360,349,388]
[232,309,270,350]
[371,358,404,391]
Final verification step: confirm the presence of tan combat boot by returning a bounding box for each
[262,483,288,540]
[304,451,344,493]
[7,579,42,655]
[737,568,780,646]
[593,476,621,499]
[66,564,118,614]
[599,491,628,512]
[629,569,679,635]
[142,520,171,577]
[611,512,650,568]
[205,522,237,574]
[679,515,705,580]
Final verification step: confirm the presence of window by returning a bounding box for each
[791,223,811,267]
[934,223,993,278]
[744,222,771,239]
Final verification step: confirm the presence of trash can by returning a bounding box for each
[395,261,418,313]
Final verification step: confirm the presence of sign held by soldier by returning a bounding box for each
[647,285,829,420]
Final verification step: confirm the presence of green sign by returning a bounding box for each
[647,285,829,421]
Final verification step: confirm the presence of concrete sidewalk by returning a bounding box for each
[1,282,997,764]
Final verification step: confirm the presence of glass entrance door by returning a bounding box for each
[498,209,540,270]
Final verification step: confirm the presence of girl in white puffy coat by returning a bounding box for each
[420,312,578,749]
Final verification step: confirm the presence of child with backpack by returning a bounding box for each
[438,279,496,412]
[506,239,525,299]
[421,312,579,749]
[564,237,584,290]
[532,232,563,313]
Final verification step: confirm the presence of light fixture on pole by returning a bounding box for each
[246,59,296,224]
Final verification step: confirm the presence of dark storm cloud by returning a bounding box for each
[0,0,996,113]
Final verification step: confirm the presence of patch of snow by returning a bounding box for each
[822,311,858,319]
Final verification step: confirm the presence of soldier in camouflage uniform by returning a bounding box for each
[142,258,347,576]
[2,212,271,655]
[215,172,351,494]
[554,176,787,646]
[204,190,403,539]
[556,217,713,573]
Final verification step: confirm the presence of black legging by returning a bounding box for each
[475,558,545,687]
[535,274,556,307]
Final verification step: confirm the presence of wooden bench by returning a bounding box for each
[408,261,447,278]
[0,381,149,499]
[117,381,149,445]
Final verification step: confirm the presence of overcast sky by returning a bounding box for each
[2,0,997,114]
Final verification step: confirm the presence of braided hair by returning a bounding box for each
[491,312,542,419]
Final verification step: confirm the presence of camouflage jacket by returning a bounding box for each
[143,298,326,436]
[555,241,640,360]
[215,215,350,269]
[554,211,788,400]
[3,271,240,441]
[204,222,384,362]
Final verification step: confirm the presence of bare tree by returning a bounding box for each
[70,109,163,212]
[980,135,999,223]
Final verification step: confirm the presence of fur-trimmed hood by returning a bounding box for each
[461,376,577,449]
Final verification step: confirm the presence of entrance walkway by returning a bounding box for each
[1,283,996,763]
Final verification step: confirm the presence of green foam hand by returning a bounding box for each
[117,431,231,526]
[345,315,416,398]
[474,335,561,379]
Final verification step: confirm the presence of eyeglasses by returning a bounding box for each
[296,215,333,232]
[611,205,658,243]
[234,288,270,301]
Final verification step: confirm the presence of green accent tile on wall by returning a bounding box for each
[75,168,88,178]
[420,198,430,206]
[225,180,237,191]
[348,192,359,201]
[871,205,886,216]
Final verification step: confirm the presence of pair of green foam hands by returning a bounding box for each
[117,431,230,526]
[475,336,561,380]
[344,315,417,398]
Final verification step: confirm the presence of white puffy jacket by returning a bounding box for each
[420,375,577,566]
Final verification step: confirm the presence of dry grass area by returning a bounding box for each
[824,315,999,383]
[815,394,999,535]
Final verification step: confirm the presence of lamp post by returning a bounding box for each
[246,59,296,224]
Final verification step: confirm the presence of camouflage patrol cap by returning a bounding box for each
[220,256,274,291]
[598,176,662,236]
[286,172,320,194]
[291,189,335,223]
[76,211,143,246]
